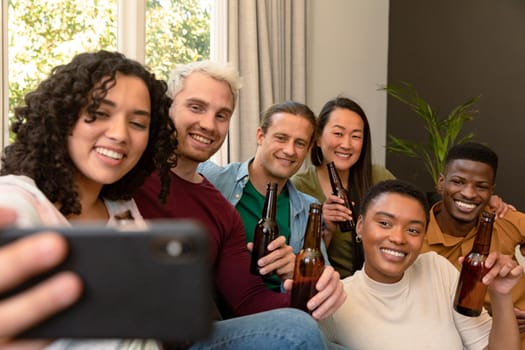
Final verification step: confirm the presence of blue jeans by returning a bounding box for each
[188,308,329,350]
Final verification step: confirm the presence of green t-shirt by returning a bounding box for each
[236,180,290,291]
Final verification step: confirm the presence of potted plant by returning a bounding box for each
[381,82,480,202]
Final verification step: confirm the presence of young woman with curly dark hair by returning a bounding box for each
[0,50,177,221]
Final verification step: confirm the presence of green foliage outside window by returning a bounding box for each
[8,0,117,139]
[7,0,211,141]
[146,0,211,81]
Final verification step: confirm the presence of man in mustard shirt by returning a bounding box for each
[421,141,525,347]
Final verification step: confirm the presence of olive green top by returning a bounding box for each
[291,164,395,278]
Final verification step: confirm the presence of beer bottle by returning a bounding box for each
[291,203,325,313]
[250,182,279,276]
[327,161,364,271]
[326,161,356,232]
[453,210,496,317]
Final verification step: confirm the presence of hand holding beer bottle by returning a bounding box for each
[453,210,496,316]
[326,161,363,271]
[250,182,279,276]
[326,161,355,232]
[291,203,325,313]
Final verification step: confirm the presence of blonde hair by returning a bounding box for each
[167,60,242,107]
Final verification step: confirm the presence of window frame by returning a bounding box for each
[0,0,224,156]
[1,0,7,149]
[209,0,228,165]
[118,0,146,63]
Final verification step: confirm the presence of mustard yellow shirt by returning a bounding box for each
[422,201,525,346]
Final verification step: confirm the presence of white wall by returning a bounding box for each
[305,1,525,268]
[306,0,389,165]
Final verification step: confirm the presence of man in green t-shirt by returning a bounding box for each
[199,101,330,291]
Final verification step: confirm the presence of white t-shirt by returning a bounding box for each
[321,251,492,350]
[0,174,143,227]
[0,175,158,350]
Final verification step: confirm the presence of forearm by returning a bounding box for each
[488,293,520,350]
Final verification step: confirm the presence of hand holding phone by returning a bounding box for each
[0,220,212,343]
[0,229,82,343]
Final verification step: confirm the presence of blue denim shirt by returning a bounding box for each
[198,159,329,261]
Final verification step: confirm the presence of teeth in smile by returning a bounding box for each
[277,158,294,165]
[96,147,123,160]
[335,152,350,158]
[455,201,476,210]
[381,248,406,257]
[192,134,211,144]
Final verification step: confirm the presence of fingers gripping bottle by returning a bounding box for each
[291,203,325,313]
[250,182,279,275]
[453,210,496,317]
[326,161,356,232]
[326,161,363,271]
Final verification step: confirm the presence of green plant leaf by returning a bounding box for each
[386,135,419,158]
[381,82,480,186]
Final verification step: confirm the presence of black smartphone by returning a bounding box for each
[0,220,212,343]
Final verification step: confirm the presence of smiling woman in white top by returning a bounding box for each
[320,179,522,350]
[0,50,176,349]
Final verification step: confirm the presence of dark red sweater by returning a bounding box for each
[135,171,290,317]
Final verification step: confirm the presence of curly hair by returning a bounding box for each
[1,50,177,216]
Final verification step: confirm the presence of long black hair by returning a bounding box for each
[311,96,373,210]
[311,96,373,272]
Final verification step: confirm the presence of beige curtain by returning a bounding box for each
[226,0,307,162]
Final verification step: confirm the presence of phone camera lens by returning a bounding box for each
[165,240,183,257]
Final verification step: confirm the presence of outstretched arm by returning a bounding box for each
[0,208,82,347]
[478,252,523,350]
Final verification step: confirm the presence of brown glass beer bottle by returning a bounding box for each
[326,161,356,232]
[327,161,364,271]
[250,182,279,276]
[291,203,325,313]
[453,210,496,317]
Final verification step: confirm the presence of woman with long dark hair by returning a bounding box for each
[292,96,394,278]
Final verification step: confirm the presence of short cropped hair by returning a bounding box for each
[444,142,498,180]
[360,179,430,225]
[167,60,242,108]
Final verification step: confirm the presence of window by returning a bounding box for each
[1,0,214,148]
[145,0,211,81]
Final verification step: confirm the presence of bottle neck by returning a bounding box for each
[262,183,278,220]
[303,208,322,249]
[327,161,355,217]
[471,211,495,255]
[327,162,344,192]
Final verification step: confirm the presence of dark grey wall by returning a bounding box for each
[387,0,525,210]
